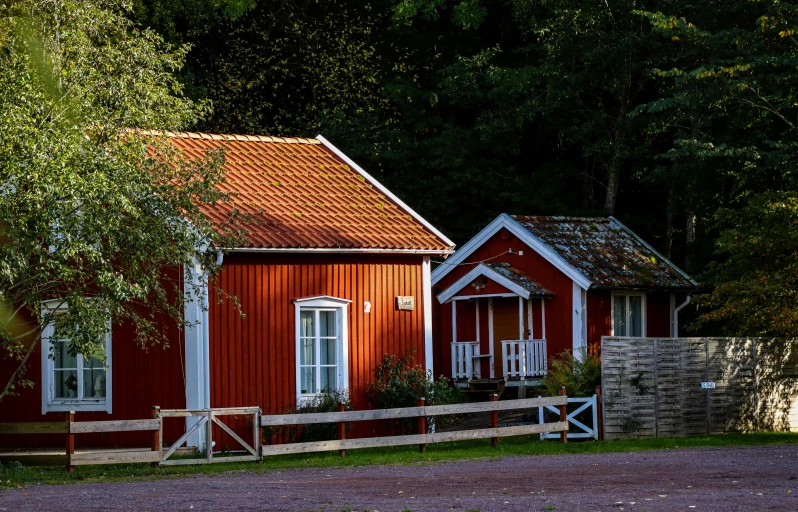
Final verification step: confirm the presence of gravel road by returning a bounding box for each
[1,444,796,511]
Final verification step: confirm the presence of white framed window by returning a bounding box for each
[611,292,646,338]
[293,296,350,402]
[40,301,112,414]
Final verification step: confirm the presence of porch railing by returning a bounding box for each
[451,341,482,380]
[502,339,547,378]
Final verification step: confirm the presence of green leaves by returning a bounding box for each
[0,0,242,400]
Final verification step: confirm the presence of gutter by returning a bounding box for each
[223,247,454,256]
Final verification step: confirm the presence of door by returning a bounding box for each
[491,297,521,378]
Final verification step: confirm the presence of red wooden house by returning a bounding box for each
[431,214,696,393]
[0,132,454,450]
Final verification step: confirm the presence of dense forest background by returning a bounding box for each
[131,0,798,335]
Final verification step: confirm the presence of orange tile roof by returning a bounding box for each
[147,131,453,252]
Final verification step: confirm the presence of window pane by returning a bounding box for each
[319,311,335,337]
[54,340,77,370]
[300,367,315,394]
[613,296,627,336]
[300,311,314,337]
[300,338,315,365]
[629,296,643,337]
[320,338,336,365]
[54,370,78,399]
[83,358,106,399]
[321,367,337,392]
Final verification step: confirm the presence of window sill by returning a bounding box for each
[45,401,111,413]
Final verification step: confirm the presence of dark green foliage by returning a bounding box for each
[129,0,798,334]
[542,349,602,398]
[367,352,460,433]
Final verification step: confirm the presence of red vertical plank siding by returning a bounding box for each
[434,231,574,378]
[587,289,612,354]
[208,254,426,419]
[647,292,671,337]
[0,270,186,449]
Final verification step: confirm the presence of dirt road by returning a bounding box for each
[1,444,796,511]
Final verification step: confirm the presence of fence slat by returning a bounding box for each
[260,396,568,426]
[70,450,161,466]
[261,421,568,456]
[0,422,68,434]
[69,419,160,434]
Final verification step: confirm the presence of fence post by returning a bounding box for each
[595,386,603,441]
[559,387,568,444]
[490,394,499,448]
[338,402,346,457]
[151,406,161,468]
[66,411,75,472]
[417,397,427,453]
[255,408,262,462]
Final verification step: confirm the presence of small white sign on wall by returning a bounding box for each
[396,296,415,311]
[701,382,716,389]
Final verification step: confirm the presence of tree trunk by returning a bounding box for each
[685,209,696,273]
[666,181,675,259]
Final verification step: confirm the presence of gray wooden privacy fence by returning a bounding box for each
[601,337,798,439]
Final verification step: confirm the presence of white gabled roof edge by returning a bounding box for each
[609,216,699,287]
[293,295,353,305]
[316,135,456,252]
[437,263,533,303]
[431,214,592,290]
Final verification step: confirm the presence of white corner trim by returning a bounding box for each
[316,135,456,250]
[431,214,592,290]
[437,263,535,303]
[422,257,434,376]
[609,216,698,287]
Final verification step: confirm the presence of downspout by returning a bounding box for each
[673,294,691,337]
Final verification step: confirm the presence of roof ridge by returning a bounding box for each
[511,214,610,222]
[129,128,320,145]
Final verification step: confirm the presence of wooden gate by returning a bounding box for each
[158,407,260,465]
[538,395,599,440]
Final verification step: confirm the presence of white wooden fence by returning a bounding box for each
[502,339,547,378]
[538,395,599,440]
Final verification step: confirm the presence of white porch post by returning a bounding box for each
[422,257,434,376]
[451,299,457,343]
[488,298,495,378]
[518,296,524,340]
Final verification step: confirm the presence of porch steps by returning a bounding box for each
[459,379,506,401]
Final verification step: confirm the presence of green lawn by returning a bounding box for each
[1,432,796,490]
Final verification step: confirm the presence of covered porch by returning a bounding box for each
[437,262,555,385]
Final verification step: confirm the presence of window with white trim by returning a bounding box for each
[612,292,645,337]
[41,302,112,414]
[294,297,349,400]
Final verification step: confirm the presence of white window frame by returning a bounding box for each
[40,300,112,414]
[610,291,647,338]
[293,296,350,404]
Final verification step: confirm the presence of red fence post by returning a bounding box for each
[151,406,161,468]
[337,402,346,457]
[417,397,426,453]
[490,394,499,448]
[559,386,568,444]
[595,386,603,441]
[66,411,75,472]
